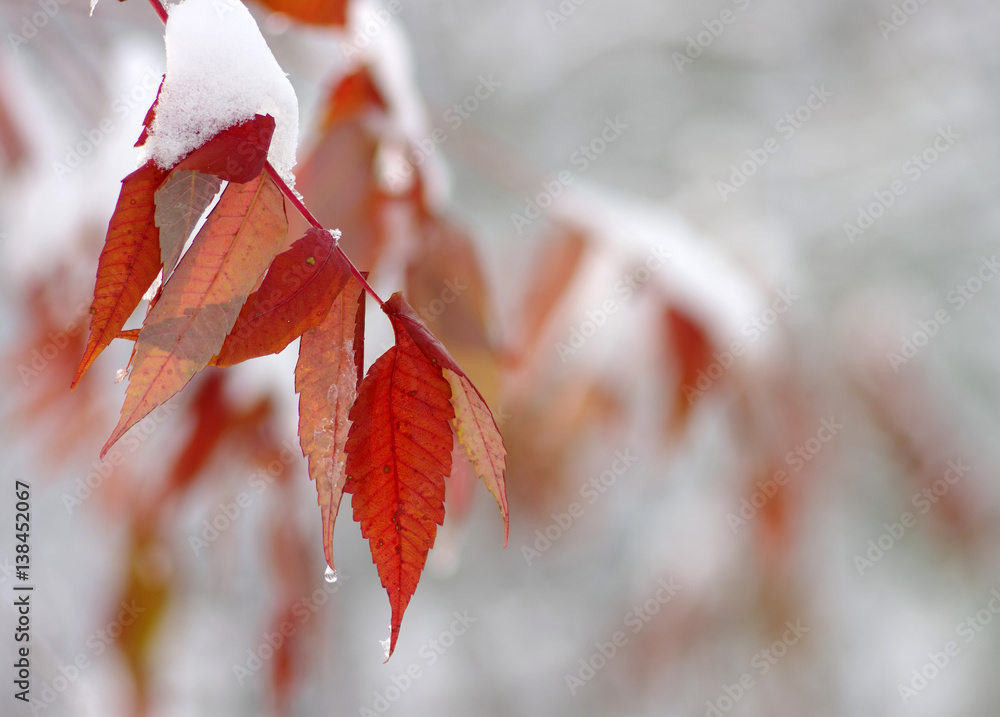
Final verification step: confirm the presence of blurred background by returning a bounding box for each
[2,0,1000,715]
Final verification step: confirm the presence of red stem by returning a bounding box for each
[146,0,169,24]
[264,164,384,308]
[143,0,385,309]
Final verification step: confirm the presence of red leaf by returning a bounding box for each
[162,373,231,499]
[73,161,167,387]
[384,293,509,544]
[134,75,164,148]
[214,227,352,367]
[103,173,287,456]
[344,318,455,659]
[174,114,275,183]
[253,0,348,26]
[295,276,366,573]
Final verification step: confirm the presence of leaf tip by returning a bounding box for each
[71,350,97,389]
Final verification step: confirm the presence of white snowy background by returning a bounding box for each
[1,0,1000,716]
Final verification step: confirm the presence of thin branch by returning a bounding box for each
[264,164,385,308]
[146,0,169,24]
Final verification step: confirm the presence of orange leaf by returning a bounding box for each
[296,69,386,268]
[0,76,28,169]
[102,173,287,456]
[175,114,275,183]
[114,524,172,715]
[253,0,348,26]
[404,218,491,353]
[444,371,509,542]
[322,68,387,127]
[214,227,352,367]
[73,161,167,388]
[344,318,455,659]
[383,293,509,544]
[663,305,715,436]
[154,169,224,279]
[404,215,503,423]
[295,276,366,573]
[519,225,587,358]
